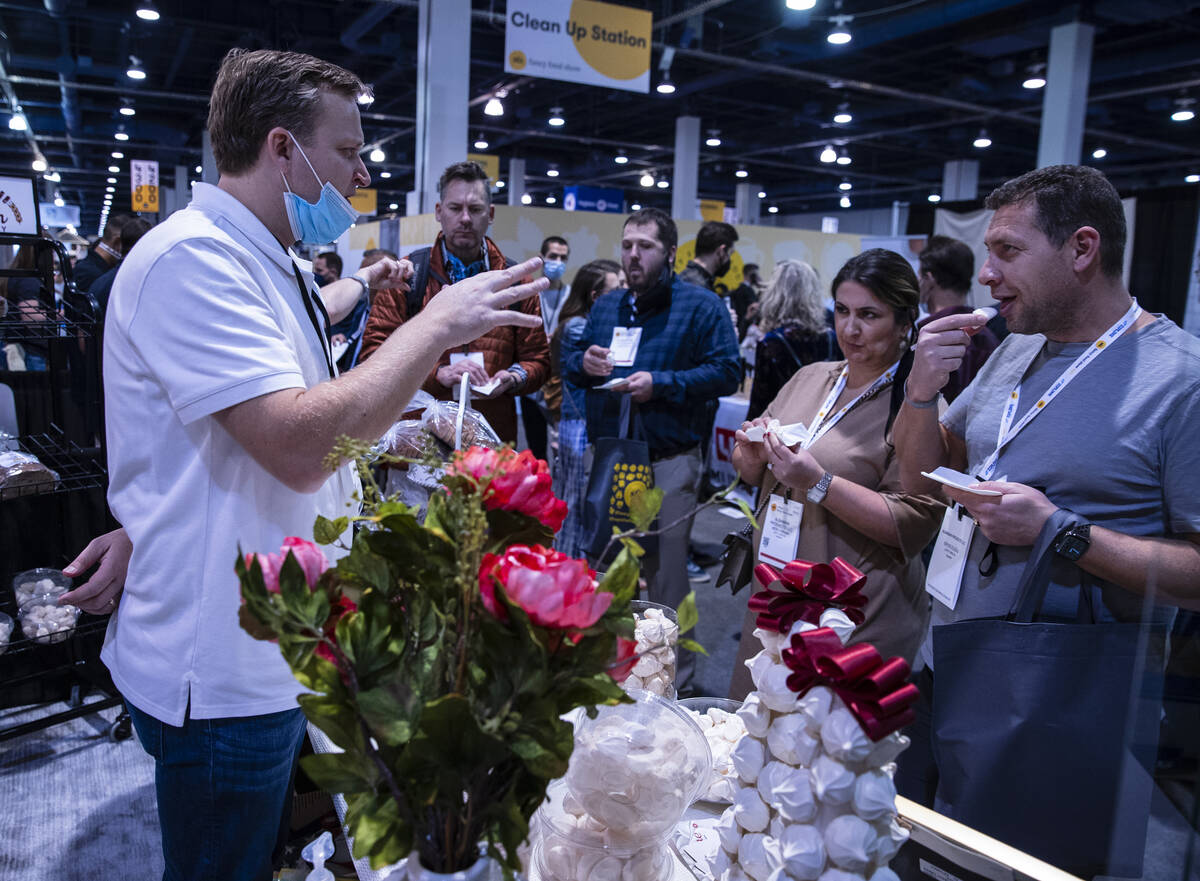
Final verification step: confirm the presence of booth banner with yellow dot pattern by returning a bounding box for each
[130,159,159,213]
[504,0,651,93]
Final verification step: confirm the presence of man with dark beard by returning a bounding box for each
[679,220,738,291]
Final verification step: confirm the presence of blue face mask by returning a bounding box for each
[544,260,566,282]
[281,133,360,245]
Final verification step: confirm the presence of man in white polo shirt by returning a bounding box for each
[80,48,547,881]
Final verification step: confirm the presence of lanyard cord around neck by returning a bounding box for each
[290,261,336,380]
[802,359,901,449]
[976,297,1142,480]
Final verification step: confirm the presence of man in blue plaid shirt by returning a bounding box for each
[565,207,740,690]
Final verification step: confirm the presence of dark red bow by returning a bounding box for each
[748,558,868,634]
[780,626,918,741]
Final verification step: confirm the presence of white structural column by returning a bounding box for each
[672,115,701,220]
[1037,21,1094,168]
[735,182,760,225]
[508,158,527,206]
[413,0,470,213]
[942,159,979,201]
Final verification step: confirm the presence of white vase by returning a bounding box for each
[406,855,500,881]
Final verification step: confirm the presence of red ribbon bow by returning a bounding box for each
[748,558,868,634]
[781,626,918,741]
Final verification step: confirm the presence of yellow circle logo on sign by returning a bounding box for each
[509,50,527,70]
[674,239,745,292]
[569,0,650,82]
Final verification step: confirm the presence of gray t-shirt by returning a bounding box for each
[923,317,1200,668]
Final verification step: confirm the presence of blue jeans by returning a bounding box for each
[127,702,307,881]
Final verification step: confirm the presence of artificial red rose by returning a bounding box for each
[315,594,358,667]
[244,537,329,594]
[611,637,638,683]
[448,447,568,532]
[479,545,611,630]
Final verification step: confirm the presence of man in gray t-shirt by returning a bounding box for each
[892,165,1200,818]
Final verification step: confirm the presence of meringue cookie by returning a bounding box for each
[591,854,624,881]
[562,790,586,817]
[818,870,867,881]
[747,651,798,712]
[870,816,910,864]
[825,814,875,873]
[853,769,897,821]
[821,708,872,764]
[811,754,856,805]
[757,761,816,822]
[721,868,753,881]
[543,843,575,880]
[717,805,742,853]
[738,832,774,881]
[738,692,773,738]
[819,608,856,644]
[709,775,739,803]
[734,785,771,832]
[864,733,909,768]
[774,823,827,881]
[798,686,834,733]
[732,733,766,783]
[754,626,788,658]
[707,846,734,879]
[869,869,901,881]
[767,712,821,766]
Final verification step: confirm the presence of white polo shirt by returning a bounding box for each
[102,183,359,726]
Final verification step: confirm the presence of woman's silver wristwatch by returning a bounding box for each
[807,471,834,504]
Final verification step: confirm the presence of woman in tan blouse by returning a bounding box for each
[729,249,944,696]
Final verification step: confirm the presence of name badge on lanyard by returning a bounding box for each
[609,327,642,367]
[758,493,804,568]
[925,507,976,610]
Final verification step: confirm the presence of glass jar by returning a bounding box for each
[624,600,679,698]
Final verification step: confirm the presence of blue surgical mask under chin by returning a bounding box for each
[281,133,360,245]
[543,260,566,281]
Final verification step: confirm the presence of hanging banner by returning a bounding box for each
[700,199,726,222]
[0,175,39,235]
[562,185,624,213]
[349,188,378,216]
[131,160,159,213]
[504,0,652,94]
[467,153,500,186]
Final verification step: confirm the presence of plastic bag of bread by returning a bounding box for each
[0,450,59,498]
[378,419,438,460]
[421,397,502,451]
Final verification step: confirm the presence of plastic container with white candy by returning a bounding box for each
[18,593,81,645]
[622,600,679,699]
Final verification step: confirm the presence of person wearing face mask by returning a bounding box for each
[70,49,549,881]
[566,207,741,694]
[360,161,550,444]
[519,235,571,461]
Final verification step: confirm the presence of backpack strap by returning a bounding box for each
[405,246,433,320]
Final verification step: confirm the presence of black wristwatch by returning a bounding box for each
[1053,523,1092,562]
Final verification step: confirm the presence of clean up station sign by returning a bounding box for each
[504,0,652,93]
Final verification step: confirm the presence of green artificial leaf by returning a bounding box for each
[483,508,555,552]
[678,637,709,656]
[300,751,375,794]
[237,603,277,642]
[597,546,639,607]
[314,515,350,545]
[733,497,760,530]
[346,545,392,593]
[628,486,664,532]
[345,791,413,869]
[555,673,628,709]
[618,535,646,559]
[676,590,699,636]
[356,682,419,747]
[298,692,364,752]
[509,713,575,778]
[277,552,312,613]
[407,694,507,777]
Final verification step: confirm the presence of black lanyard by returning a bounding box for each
[290,261,336,380]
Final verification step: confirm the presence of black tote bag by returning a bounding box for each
[582,396,658,562]
[931,510,1165,878]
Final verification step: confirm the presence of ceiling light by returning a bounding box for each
[484,95,505,117]
[819,145,837,163]
[106,186,115,193]
[496,180,505,188]
[120,103,136,117]
[656,77,676,95]
[380,171,391,179]
[836,149,851,165]
[1171,98,1195,122]
[640,171,655,188]
[705,130,722,147]
[735,166,749,178]
[53,192,64,207]
[757,190,766,198]
[108,165,120,173]
[833,104,852,125]
[631,203,642,211]
[126,56,146,80]
[973,129,992,148]
[8,112,26,132]
[838,180,852,191]
[546,167,559,178]
[114,127,130,141]
[548,107,565,126]
[546,196,557,205]
[368,147,385,162]
[112,151,124,159]
[1022,75,1046,90]
[44,172,60,182]
[473,135,489,150]
[615,152,629,165]
[135,1,160,22]
[31,157,47,172]
[827,16,852,44]
[357,93,373,105]
[840,195,852,208]
[928,193,942,203]
[388,202,398,210]
[786,0,818,9]
[768,205,780,214]
[1187,174,1200,184]
[1092,148,1107,159]
[520,193,532,204]
[194,165,202,173]
[107,177,117,184]
[656,179,670,188]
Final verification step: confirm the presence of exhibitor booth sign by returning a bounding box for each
[504,0,652,93]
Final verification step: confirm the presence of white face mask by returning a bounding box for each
[280,132,359,245]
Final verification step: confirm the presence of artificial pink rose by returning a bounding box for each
[245,551,284,594]
[611,637,638,683]
[479,545,611,630]
[448,447,568,532]
[315,594,358,668]
[244,537,328,594]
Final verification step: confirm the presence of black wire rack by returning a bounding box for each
[0,425,106,500]
[0,317,97,342]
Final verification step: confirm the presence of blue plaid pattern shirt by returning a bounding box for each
[564,274,740,457]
